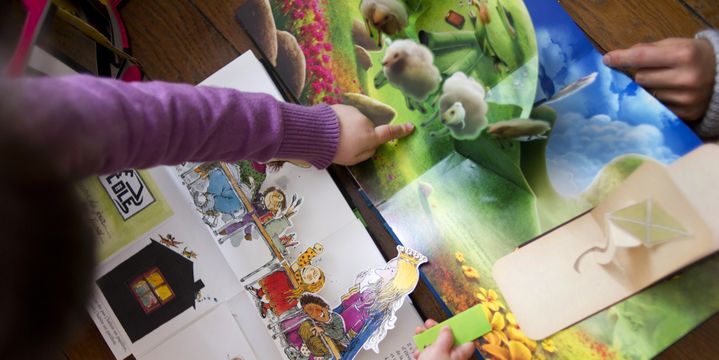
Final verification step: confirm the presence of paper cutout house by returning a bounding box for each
[97,240,204,342]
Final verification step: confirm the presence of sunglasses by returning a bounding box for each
[2,0,144,81]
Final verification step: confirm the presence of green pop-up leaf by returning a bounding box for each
[413,304,492,350]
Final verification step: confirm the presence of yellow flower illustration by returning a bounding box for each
[505,322,536,351]
[483,312,510,348]
[541,339,557,353]
[505,326,525,342]
[483,331,501,346]
[476,287,503,311]
[524,338,537,352]
[462,265,480,280]
[508,340,532,360]
[455,251,465,263]
[481,344,509,360]
[491,312,506,331]
[506,312,518,327]
[479,303,492,322]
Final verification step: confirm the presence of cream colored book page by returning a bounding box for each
[493,146,719,340]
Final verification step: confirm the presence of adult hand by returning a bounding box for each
[331,104,414,165]
[412,319,475,360]
[603,37,717,122]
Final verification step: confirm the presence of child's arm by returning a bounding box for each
[0,75,413,178]
[602,30,719,137]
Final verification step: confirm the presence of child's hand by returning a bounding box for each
[603,37,717,122]
[412,319,475,360]
[331,104,414,165]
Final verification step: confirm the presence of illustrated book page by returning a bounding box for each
[87,52,424,360]
[236,0,718,358]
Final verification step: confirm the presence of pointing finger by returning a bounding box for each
[603,45,675,69]
[374,123,414,145]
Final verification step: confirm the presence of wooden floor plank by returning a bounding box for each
[190,0,257,55]
[63,317,116,360]
[38,13,98,74]
[682,0,719,29]
[560,0,706,52]
[119,0,239,83]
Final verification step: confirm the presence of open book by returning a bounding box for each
[85,52,424,360]
[236,0,717,358]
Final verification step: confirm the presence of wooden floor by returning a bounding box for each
[61,0,719,359]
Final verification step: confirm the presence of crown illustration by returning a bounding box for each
[397,246,428,266]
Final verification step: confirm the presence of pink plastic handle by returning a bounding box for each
[4,0,51,76]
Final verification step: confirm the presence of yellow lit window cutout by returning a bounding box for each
[129,267,175,314]
[145,272,165,287]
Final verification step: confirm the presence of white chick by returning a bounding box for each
[441,102,466,129]
[360,0,409,38]
[382,39,441,112]
[436,72,488,140]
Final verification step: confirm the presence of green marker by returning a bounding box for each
[414,304,492,350]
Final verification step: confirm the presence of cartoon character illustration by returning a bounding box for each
[205,167,244,217]
[429,71,489,140]
[298,294,350,358]
[250,244,326,319]
[156,234,182,248]
[381,39,441,113]
[184,164,247,229]
[218,187,302,245]
[192,187,219,226]
[236,160,269,197]
[290,243,325,293]
[280,233,299,249]
[283,343,311,360]
[182,247,198,259]
[341,246,427,357]
[360,0,426,45]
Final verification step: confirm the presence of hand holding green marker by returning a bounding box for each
[414,304,492,350]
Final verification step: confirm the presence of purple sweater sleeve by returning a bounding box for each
[1,75,339,177]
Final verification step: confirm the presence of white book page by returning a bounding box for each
[199,51,284,100]
[89,167,243,359]
[139,303,257,360]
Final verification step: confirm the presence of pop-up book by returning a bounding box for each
[493,144,719,340]
[237,0,719,358]
[84,52,425,360]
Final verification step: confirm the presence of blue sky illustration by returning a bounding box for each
[525,0,702,195]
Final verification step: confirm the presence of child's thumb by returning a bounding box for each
[432,327,455,352]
